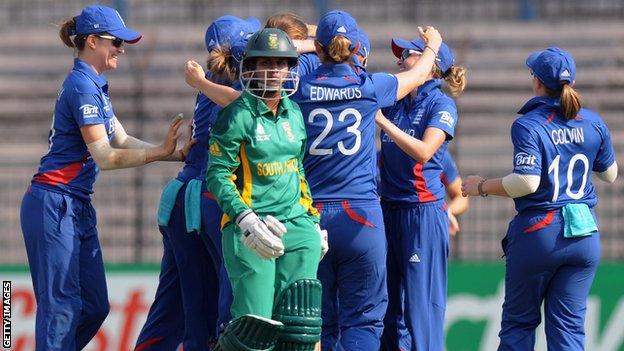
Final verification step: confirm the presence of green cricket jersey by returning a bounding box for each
[206,91,319,228]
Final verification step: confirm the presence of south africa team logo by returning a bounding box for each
[268,33,279,49]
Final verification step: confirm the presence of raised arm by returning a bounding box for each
[185,60,241,108]
[394,26,442,100]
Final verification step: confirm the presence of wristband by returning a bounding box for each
[425,45,438,56]
[478,179,488,197]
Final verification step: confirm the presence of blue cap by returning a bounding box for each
[391,37,454,73]
[205,15,261,52]
[75,5,141,43]
[316,10,359,50]
[356,27,371,57]
[526,47,576,91]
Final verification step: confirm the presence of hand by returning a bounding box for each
[316,224,329,260]
[461,175,485,197]
[448,210,460,237]
[185,60,207,89]
[418,26,442,52]
[158,114,184,159]
[264,215,287,237]
[177,122,196,161]
[236,210,284,259]
[375,110,389,127]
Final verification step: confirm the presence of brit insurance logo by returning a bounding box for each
[80,104,99,119]
[514,152,537,169]
[438,111,455,128]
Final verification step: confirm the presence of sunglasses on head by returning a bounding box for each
[96,34,124,48]
[400,49,421,61]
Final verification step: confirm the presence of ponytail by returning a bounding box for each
[560,84,582,120]
[325,36,352,64]
[59,17,86,50]
[207,47,238,83]
[433,65,467,97]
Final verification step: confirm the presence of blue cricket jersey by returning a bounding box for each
[32,58,116,200]
[177,74,239,184]
[440,150,459,187]
[510,96,615,212]
[293,63,398,201]
[379,79,458,204]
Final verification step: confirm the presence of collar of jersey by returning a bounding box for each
[518,96,560,115]
[241,90,294,118]
[316,63,357,78]
[73,58,108,88]
[414,79,442,101]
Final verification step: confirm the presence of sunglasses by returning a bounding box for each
[96,34,124,48]
[400,49,422,61]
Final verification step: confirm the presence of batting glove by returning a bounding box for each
[236,210,284,259]
[316,224,329,260]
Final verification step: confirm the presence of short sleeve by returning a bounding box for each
[427,100,458,140]
[71,93,106,127]
[297,53,321,77]
[593,121,616,172]
[371,73,398,109]
[510,121,542,175]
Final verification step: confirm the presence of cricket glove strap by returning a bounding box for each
[316,224,329,259]
[236,209,285,259]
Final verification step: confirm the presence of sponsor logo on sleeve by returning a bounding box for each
[514,152,537,170]
[80,104,99,119]
[438,111,455,128]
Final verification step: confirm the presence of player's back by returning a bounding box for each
[513,102,614,212]
[294,63,397,201]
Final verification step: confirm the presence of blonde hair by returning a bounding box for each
[59,17,88,50]
[206,47,238,82]
[266,13,308,40]
[324,36,352,64]
[439,65,467,97]
[559,84,582,119]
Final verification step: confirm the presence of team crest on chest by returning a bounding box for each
[268,33,279,49]
[281,121,296,142]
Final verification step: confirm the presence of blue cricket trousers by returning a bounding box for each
[499,209,600,351]
[135,186,229,350]
[380,199,449,351]
[21,184,110,350]
[316,199,388,351]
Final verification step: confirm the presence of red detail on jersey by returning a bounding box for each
[134,336,165,351]
[545,111,556,124]
[314,202,324,212]
[412,163,436,202]
[341,200,375,228]
[33,161,84,186]
[202,191,215,200]
[523,210,556,233]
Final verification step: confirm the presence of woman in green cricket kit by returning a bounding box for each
[206,28,324,351]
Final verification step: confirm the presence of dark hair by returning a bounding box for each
[544,83,582,120]
[59,17,87,50]
[266,13,308,40]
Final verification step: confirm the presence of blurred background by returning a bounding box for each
[1,0,623,350]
